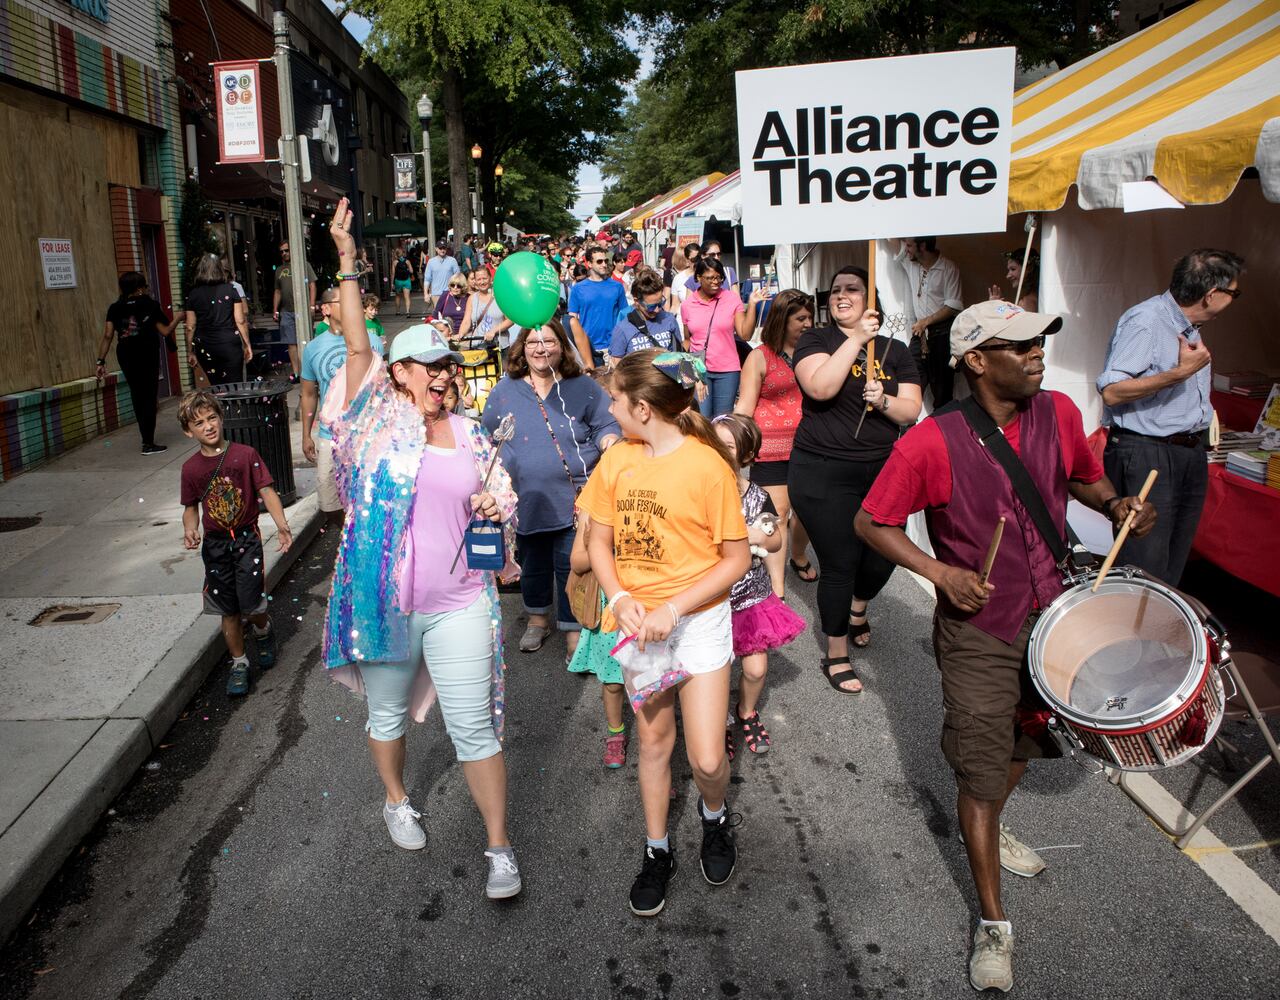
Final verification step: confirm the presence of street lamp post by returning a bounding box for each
[415,94,437,249]
[470,144,483,235]
[494,164,504,238]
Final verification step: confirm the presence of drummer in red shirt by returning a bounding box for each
[855,300,1155,994]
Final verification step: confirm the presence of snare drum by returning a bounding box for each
[1027,570,1226,771]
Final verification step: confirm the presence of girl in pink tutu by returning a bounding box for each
[712,414,806,756]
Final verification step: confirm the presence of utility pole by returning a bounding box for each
[416,94,437,248]
[272,0,310,348]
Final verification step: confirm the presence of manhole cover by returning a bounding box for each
[31,603,122,626]
[0,517,41,532]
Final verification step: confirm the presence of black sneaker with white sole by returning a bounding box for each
[699,801,740,885]
[629,845,676,917]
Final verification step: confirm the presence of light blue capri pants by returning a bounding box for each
[359,593,500,762]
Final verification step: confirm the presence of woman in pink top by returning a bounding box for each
[680,258,766,418]
[735,289,816,597]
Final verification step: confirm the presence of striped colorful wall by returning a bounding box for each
[0,0,166,129]
[0,375,136,482]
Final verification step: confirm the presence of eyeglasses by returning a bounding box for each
[1214,286,1242,299]
[701,274,724,283]
[973,336,1046,355]
[705,251,722,258]
[404,359,459,377]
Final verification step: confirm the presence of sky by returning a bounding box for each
[328,6,646,223]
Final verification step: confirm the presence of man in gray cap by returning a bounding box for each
[856,300,1155,994]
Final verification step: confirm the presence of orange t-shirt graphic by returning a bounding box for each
[578,437,747,613]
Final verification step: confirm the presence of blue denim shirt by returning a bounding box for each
[1096,291,1211,435]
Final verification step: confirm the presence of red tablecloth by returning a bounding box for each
[1210,389,1266,432]
[1192,465,1280,597]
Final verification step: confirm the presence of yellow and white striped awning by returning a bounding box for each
[1010,0,1280,212]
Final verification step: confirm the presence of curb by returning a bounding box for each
[0,495,325,945]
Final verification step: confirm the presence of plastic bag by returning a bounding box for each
[610,634,692,712]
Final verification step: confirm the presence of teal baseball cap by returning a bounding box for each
[387,324,464,366]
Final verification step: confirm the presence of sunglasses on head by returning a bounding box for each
[974,335,1046,355]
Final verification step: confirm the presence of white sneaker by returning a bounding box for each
[969,922,1014,992]
[484,848,522,899]
[383,797,426,850]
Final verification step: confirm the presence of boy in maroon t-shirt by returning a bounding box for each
[178,390,292,696]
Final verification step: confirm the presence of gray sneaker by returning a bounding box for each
[382,797,426,850]
[969,923,1014,993]
[484,848,522,899]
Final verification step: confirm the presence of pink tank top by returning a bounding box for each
[399,434,485,614]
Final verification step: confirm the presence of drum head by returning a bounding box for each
[1029,577,1207,730]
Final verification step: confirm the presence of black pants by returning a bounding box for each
[1103,430,1208,586]
[788,448,898,638]
[910,325,954,408]
[117,339,161,446]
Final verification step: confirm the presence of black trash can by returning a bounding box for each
[213,381,298,507]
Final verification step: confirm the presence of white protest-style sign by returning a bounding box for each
[736,48,1015,245]
[215,60,265,163]
[39,237,76,290]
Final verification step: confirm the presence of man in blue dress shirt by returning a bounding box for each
[1096,248,1244,584]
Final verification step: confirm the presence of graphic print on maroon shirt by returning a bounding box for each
[180,442,274,536]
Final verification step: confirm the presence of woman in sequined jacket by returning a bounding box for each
[318,198,524,900]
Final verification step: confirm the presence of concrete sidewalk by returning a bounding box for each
[0,377,326,945]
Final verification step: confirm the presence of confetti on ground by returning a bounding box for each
[244,724,253,732]
[322,791,330,798]
[335,716,342,722]
[144,762,160,771]
[223,848,230,855]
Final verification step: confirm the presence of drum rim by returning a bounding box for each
[1028,574,1208,731]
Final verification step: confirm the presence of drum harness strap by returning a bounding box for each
[958,397,1093,574]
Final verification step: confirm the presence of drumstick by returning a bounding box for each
[978,517,1005,586]
[1092,469,1158,592]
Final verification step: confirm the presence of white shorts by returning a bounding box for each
[668,600,733,675]
[314,437,342,513]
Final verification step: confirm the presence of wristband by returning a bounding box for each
[1101,495,1121,516]
[606,590,631,614]
[336,272,362,281]
[879,394,890,412]
[665,602,681,629]
[96,358,106,366]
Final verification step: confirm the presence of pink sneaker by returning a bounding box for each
[603,731,627,769]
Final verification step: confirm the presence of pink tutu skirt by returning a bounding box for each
[732,593,805,656]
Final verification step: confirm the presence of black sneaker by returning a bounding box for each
[699,800,740,886]
[629,845,676,917]
[141,443,168,455]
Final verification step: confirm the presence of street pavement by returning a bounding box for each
[1,529,1276,1000]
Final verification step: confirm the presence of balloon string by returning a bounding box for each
[551,368,591,479]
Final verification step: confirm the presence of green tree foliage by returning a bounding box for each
[347,0,636,234]
[602,0,1118,210]
[177,177,221,298]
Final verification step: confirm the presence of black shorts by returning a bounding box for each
[749,460,789,487]
[202,530,269,616]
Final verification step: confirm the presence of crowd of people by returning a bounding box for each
[169,194,1246,994]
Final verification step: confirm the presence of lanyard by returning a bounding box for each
[530,383,580,491]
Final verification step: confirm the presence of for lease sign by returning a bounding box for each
[735,48,1015,245]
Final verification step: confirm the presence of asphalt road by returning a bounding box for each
[2,529,1277,1000]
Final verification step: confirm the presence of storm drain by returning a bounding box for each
[30,603,121,626]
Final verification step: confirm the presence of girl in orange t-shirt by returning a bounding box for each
[577,349,750,918]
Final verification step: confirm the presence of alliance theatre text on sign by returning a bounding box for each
[735,49,1015,245]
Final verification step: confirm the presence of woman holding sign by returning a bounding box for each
[787,266,922,693]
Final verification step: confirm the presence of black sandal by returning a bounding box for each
[789,558,818,583]
[725,726,737,762]
[820,656,863,694]
[736,708,772,754]
[848,614,872,648]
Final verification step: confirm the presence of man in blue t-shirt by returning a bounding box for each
[423,240,461,311]
[301,287,384,521]
[567,244,627,371]
[608,269,680,365]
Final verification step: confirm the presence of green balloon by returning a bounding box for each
[493,251,561,329]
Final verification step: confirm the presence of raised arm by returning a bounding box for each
[327,198,372,404]
[795,311,880,401]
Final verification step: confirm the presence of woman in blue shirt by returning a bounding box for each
[483,321,620,657]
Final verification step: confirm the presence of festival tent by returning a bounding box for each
[787,0,1279,427]
[645,171,743,230]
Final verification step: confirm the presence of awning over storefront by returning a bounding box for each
[646,170,742,229]
[1009,0,1280,212]
[364,217,429,238]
